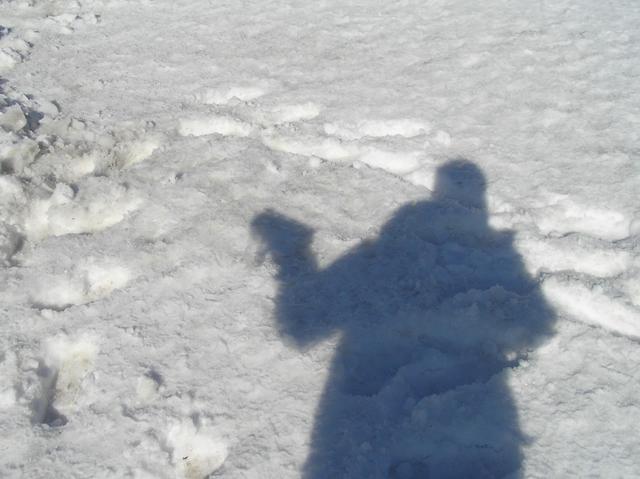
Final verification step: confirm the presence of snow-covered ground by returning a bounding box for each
[1,0,639,477]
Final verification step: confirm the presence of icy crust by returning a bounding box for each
[0,0,104,75]
[0,0,639,478]
[0,84,161,249]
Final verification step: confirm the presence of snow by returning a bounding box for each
[0,0,639,477]
[178,116,254,139]
[166,421,228,479]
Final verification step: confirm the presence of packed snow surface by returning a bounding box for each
[0,0,639,478]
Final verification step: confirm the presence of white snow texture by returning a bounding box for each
[0,0,639,478]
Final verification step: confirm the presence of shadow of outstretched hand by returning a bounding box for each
[252,209,316,278]
[252,209,330,347]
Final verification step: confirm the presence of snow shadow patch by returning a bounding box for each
[252,159,556,478]
[31,361,68,428]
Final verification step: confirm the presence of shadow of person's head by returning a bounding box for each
[433,158,486,209]
[376,159,490,247]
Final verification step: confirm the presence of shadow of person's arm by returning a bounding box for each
[252,210,332,348]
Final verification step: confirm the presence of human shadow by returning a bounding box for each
[252,159,555,478]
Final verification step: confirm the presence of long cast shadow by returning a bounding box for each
[252,159,555,478]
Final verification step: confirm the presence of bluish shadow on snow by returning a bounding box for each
[252,160,555,479]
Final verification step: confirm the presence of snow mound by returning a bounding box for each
[31,335,98,427]
[166,421,228,479]
[30,260,131,310]
[178,115,253,137]
[543,277,640,339]
[24,179,142,240]
[324,118,431,140]
[195,85,266,105]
